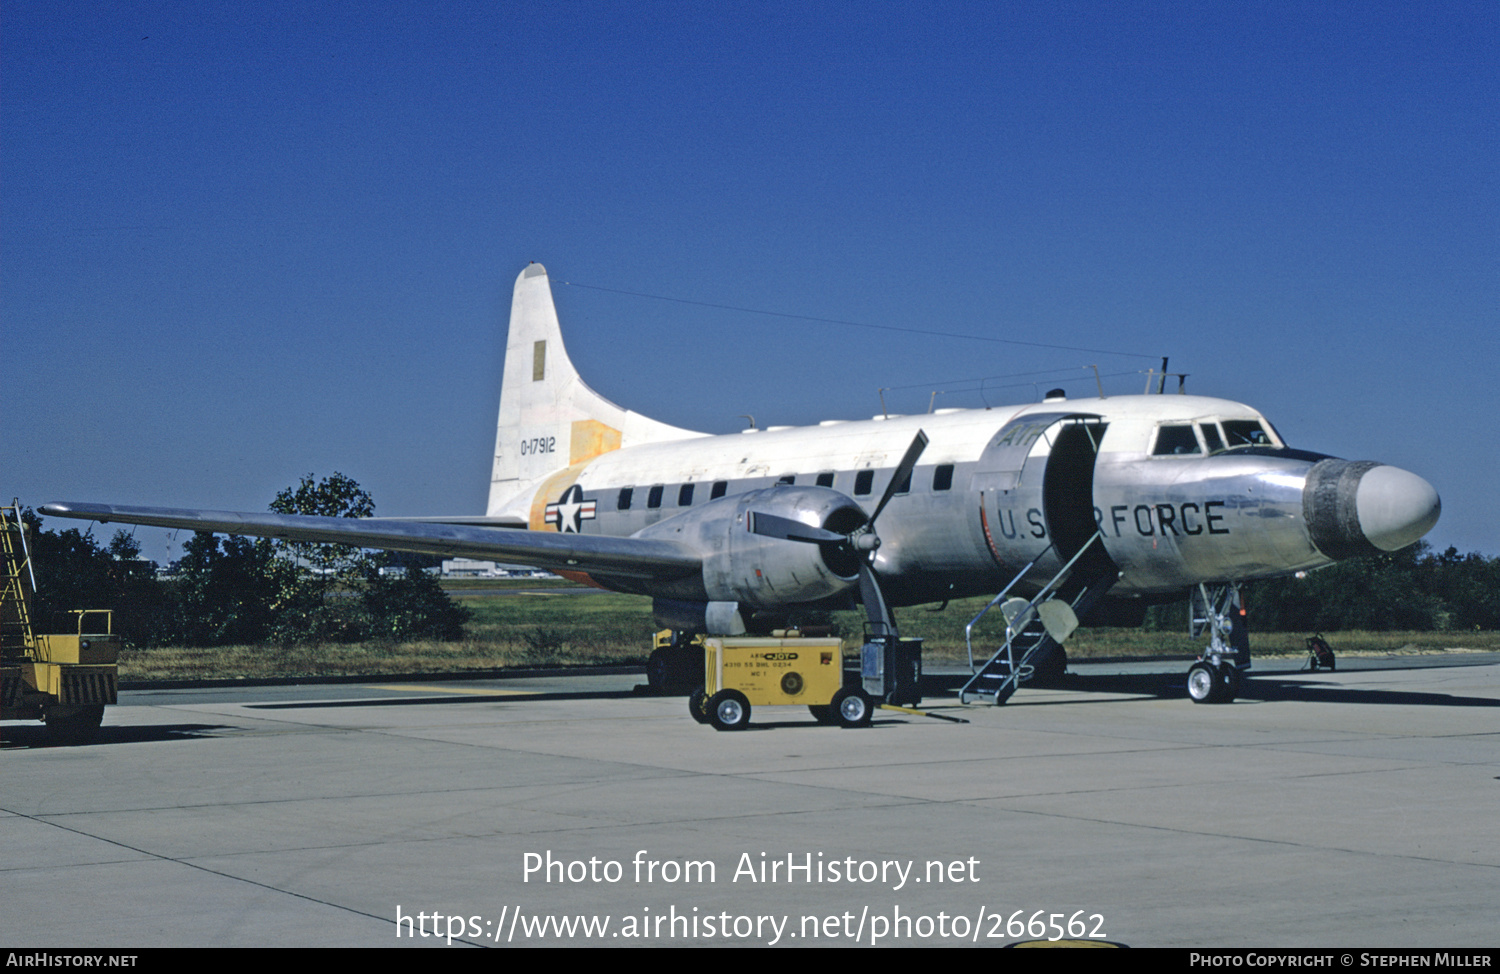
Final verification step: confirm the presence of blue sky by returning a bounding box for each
[5,0,1495,564]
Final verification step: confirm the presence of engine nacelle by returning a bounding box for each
[635,486,868,609]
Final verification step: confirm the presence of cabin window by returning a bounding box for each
[816,472,835,488]
[777,474,795,485]
[710,480,728,499]
[678,484,694,506]
[854,470,874,495]
[1223,420,1273,448]
[647,485,664,509]
[892,468,912,494]
[1199,423,1225,454]
[1152,425,1201,456]
[617,487,633,511]
[932,464,954,491]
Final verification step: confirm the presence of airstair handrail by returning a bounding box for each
[964,544,1053,672]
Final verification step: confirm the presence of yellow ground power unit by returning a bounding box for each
[689,636,874,730]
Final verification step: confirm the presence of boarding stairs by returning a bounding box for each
[959,533,1117,705]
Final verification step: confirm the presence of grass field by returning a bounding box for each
[113,586,1500,683]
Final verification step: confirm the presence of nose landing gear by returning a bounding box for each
[1187,660,1240,704]
[1186,582,1250,704]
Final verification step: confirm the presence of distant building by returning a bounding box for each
[442,559,498,577]
[440,559,558,579]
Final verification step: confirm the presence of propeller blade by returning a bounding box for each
[867,430,928,527]
[747,511,844,544]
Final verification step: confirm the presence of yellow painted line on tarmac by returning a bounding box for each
[368,684,537,697]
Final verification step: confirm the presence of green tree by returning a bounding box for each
[269,472,376,575]
[359,562,470,641]
[21,509,174,644]
[262,472,469,644]
[173,532,284,645]
[262,472,378,643]
[1244,542,1500,632]
[1429,547,1500,631]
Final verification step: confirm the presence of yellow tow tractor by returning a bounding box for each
[1,502,120,743]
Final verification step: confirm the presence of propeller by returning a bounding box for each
[748,430,928,637]
[745,511,845,545]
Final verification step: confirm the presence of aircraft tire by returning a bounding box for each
[831,688,872,728]
[649,647,698,695]
[688,687,710,724]
[647,648,672,692]
[1187,663,1217,704]
[1217,664,1240,703]
[707,690,751,731]
[1028,646,1069,687]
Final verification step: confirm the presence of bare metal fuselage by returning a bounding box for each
[496,394,1433,610]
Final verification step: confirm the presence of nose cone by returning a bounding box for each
[1356,464,1441,551]
[1304,459,1441,560]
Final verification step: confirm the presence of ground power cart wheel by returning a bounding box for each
[691,636,870,730]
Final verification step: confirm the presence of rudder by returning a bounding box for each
[487,263,702,516]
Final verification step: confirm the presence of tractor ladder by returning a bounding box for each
[2,501,38,658]
[959,532,1118,705]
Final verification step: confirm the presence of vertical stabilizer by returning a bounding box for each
[487,263,703,516]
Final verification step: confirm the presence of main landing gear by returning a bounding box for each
[1186,582,1251,705]
[646,630,703,695]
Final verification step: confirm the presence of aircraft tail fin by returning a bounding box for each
[487,263,702,516]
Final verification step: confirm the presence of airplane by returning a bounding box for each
[44,262,1442,709]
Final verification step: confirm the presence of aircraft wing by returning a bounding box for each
[40,502,702,581]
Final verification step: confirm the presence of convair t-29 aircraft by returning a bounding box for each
[46,263,1441,705]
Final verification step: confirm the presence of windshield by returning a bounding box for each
[1152,417,1281,457]
[1222,419,1275,448]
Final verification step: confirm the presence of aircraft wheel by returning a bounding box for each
[1187,663,1218,704]
[707,690,751,731]
[650,645,701,695]
[830,687,872,728]
[1028,646,1069,687]
[1218,664,1240,703]
[807,704,835,725]
[688,687,710,724]
[647,648,672,691]
[44,704,104,744]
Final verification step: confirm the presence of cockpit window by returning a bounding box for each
[1223,420,1273,448]
[1152,425,1201,456]
[1199,423,1224,453]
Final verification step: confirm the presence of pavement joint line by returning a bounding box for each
[14,791,1495,875]
[364,684,539,696]
[0,807,395,928]
[946,801,1500,870]
[6,767,699,816]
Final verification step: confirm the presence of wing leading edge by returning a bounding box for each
[40,502,701,582]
